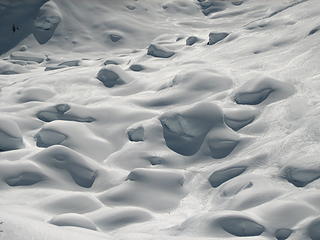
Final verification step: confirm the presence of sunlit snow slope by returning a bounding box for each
[1,0,320,240]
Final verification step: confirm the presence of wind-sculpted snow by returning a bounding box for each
[217,216,265,237]
[0,118,24,151]
[97,65,131,88]
[98,168,186,211]
[45,60,82,71]
[208,166,247,187]
[147,44,175,58]
[234,77,295,105]
[129,64,144,72]
[176,211,265,238]
[34,121,112,159]
[140,69,233,107]
[49,213,97,231]
[33,146,98,188]
[224,108,258,131]
[1,0,320,240]
[33,1,62,44]
[282,166,320,187]
[37,192,104,214]
[0,160,45,187]
[198,0,227,16]
[37,104,95,123]
[17,87,55,102]
[205,125,240,159]
[87,207,152,231]
[186,36,199,46]
[160,102,225,156]
[10,51,45,63]
[35,128,67,147]
[127,125,144,142]
[0,59,28,75]
[208,32,229,45]
[160,102,239,158]
[275,228,293,240]
[308,218,320,240]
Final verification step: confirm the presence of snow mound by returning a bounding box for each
[33,145,98,188]
[141,69,232,107]
[217,215,265,237]
[224,108,258,131]
[10,51,45,63]
[275,228,293,240]
[209,166,247,187]
[307,218,320,240]
[178,211,265,238]
[160,102,224,156]
[37,192,103,214]
[127,125,144,142]
[97,65,132,88]
[147,44,175,58]
[160,102,239,158]
[0,60,28,74]
[0,118,24,151]
[208,32,229,45]
[88,207,152,231]
[34,121,112,159]
[33,1,62,44]
[17,86,54,102]
[234,77,295,105]
[186,36,199,46]
[36,104,95,123]
[282,166,320,187]
[49,213,97,231]
[98,168,186,211]
[0,160,45,187]
[129,64,144,72]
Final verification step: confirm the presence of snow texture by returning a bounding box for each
[0,0,320,240]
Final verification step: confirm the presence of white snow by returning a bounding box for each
[1,0,320,240]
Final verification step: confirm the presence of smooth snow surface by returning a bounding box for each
[1,0,320,240]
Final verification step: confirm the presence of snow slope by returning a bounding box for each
[1,0,320,239]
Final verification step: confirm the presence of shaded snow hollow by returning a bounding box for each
[1,0,320,240]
